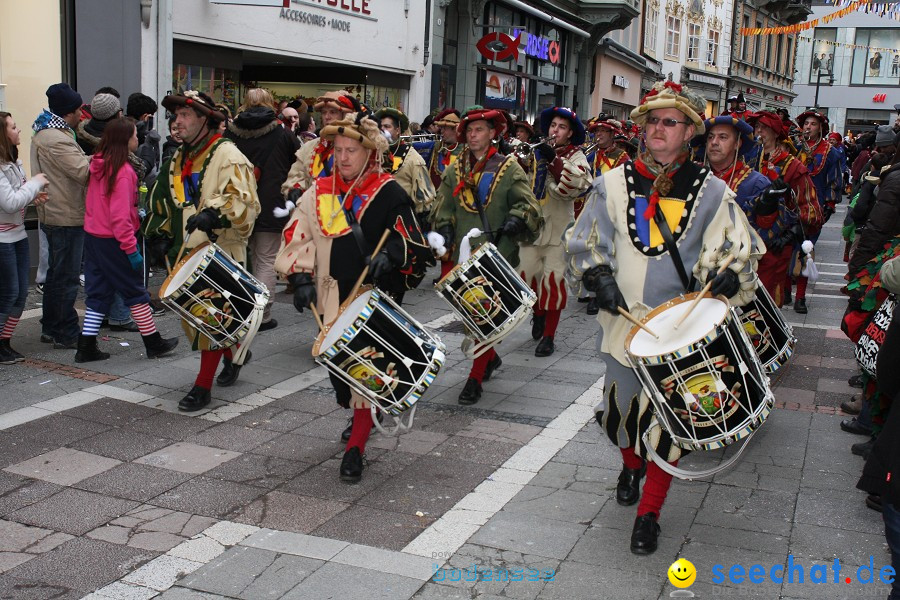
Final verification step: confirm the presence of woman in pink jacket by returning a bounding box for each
[75,117,178,362]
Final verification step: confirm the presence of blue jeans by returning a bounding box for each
[42,224,84,343]
[108,293,133,325]
[884,501,900,599]
[0,238,30,323]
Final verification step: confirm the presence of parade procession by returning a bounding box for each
[1,0,900,598]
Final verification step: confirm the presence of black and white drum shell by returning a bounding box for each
[625,293,774,452]
[313,287,445,416]
[735,284,796,374]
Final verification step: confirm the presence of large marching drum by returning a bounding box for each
[313,287,446,435]
[625,292,775,479]
[435,242,536,358]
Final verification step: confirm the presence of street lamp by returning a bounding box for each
[813,68,834,109]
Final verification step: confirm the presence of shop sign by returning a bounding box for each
[476,32,521,62]
[296,0,371,16]
[280,6,352,30]
[873,93,887,103]
[511,29,561,65]
[612,75,629,89]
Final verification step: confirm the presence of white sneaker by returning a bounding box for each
[79,274,85,287]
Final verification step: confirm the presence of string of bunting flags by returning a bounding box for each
[739,0,867,35]
[832,0,900,19]
[799,35,899,54]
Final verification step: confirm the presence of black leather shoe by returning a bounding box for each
[40,333,54,344]
[852,438,875,459]
[793,298,808,314]
[53,338,78,350]
[616,463,646,506]
[535,336,554,357]
[840,395,861,415]
[577,296,590,303]
[531,314,545,340]
[179,385,211,412]
[841,418,872,436]
[848,374,864,389]
[866,494,882,513]
[340,446,363,483]
[340,411,383,442]
[458,377,482,405]
[586,297,600,316]
[74,335,110,363]
[142,332,179,359]
[258,319,278,332]
[630,513,661,555]
[110,321,140,332]
[217,350,252,387]
[784,290,792,305]
[483,354,502,381]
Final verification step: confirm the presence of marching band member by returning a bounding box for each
[693,116,793,301]
[374,107,435,227]
[797,109,842,223]
[143,91,260,411]
[587,115,630,183]
[565,81,757,555]
[512,120,534,143]
[432,107,542,405]
[274,112,433,483]
[282,91,357,197]
[519,107,590,357]
[750,111,824,308]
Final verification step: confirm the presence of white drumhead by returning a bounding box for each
[630,297,727,357]
[160,246,212,298]
[320,290,374,351]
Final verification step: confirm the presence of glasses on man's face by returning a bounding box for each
[646,116,691,128]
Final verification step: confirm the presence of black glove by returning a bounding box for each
[755,179,788,216]
[709,269,741,298]
[582,265,627,315]
[368,251,395,281]
[287,187,302,205]
[437,225,455,248]
[148,236,173,267]
[288,273,316,313]
[186,207,221,235]
[768,228,795,252]
[416,210,431,232]
[535,143,556,163]
[500,215,526,236]
[823,204,836,222]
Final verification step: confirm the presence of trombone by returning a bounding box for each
[400,133,439,142]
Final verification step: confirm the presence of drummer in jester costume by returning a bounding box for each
[432,107,542,405]
[564,81,758,555]
[274,112,433,483]
[749,111,824,308]
[519,107,591,357]
[693,115,795,301]
[143,91,260,411]
[374,107,435,226]
[282,91,357,197]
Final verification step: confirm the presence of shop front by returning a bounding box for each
[171,0,430,118]
[682,68,725,118]
[592,38,644,121]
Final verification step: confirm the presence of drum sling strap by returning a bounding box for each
[653,210,695,293]
[342,207,371,269]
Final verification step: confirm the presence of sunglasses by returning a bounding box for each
[646,116,692,128]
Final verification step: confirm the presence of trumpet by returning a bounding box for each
[400,133,439,142]
[512,136,555,159]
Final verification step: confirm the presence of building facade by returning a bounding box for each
[429,0,639,126]
[792,1,900,134]
[591,20,647,121]
[726,0,810,114]
[639,0,735,116]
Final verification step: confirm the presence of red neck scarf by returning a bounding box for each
[453,146,497,197]
[180,133,221,183]
[633,150,687,220]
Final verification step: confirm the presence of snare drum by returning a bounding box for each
[159,243,268,347]
[435,243,535,357]
[625,293,774,452]
[313,287,445,418]
[736,285,796,373]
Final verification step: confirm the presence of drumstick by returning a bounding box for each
[348,228,392,300]
[617,306,659,339]
[674,254,737,330]
[165,256,173,277]
[310,303,325,334]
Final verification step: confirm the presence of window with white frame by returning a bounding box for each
[687,22,701,61]
[707,30,720,66]
[666,15,681,59]
[645,3,659,53]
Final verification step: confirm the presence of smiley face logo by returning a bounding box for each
[668,559,696,588]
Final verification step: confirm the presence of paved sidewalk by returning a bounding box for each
[0,204,892,599]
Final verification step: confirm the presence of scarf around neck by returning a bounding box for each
[633,149,688,220]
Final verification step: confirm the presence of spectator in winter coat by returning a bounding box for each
[0,111,49,364]
[75,117,179,364]
[161,117,182,165]
[849,146,900,277]
[31,83,91,349]
[126,93,161,188]
[224,88,300,330]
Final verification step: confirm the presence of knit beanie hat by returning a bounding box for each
[46,83,83,117]
[875,125,896,148]
[90,93,122,121]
